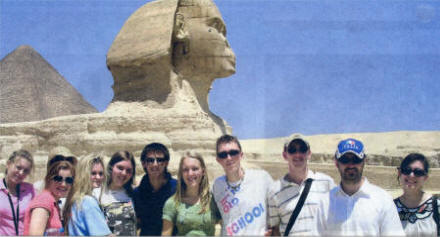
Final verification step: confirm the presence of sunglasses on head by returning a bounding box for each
[338,155,364,165]
[144,157,168,164]
[287,145,308,154]
[52,175,74,185]
[49,155,77,166]
[217,149,240,159]
[400,167,427,177]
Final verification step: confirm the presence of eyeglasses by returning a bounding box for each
[217,149,240,159]
[52,175,74,185]
[400,167,427,177]
[287,145,308,154]
[144,157,168,164]
[338,155,364,165]
[49,155,77,167]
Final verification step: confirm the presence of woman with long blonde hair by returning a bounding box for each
[162,152,220,236]
[65,156,111,236]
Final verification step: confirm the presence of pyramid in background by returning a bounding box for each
[0,45,97,123]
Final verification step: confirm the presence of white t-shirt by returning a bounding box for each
[212,169,273,236]
[316,178,405,236]
[268,170,335,236]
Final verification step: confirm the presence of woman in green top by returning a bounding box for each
[162,152,220,236]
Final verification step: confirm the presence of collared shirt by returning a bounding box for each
[0,181,35,235]
[268,170,335,236]
[316,178,405,236]
[133,172,177,236]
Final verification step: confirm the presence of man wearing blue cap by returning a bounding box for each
[316,138,405,236]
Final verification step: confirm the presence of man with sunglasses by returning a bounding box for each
[268,134,335,236]
[316,138,405,236]
[133,143,177,236]
[212,134,273,236]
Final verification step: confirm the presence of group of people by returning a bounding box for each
[0,134,438,236]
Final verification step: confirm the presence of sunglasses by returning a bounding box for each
[52,175,74,185]
[144,157,168,164]
[287,145,308,154]
[338,155,364,165]
[400,167,427,177]
[49,155,77,166]
[217,149,240,159]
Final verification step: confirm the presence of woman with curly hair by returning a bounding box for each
[65,156,111,236]
[162,152,220,236]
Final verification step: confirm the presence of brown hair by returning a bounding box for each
[106,151,136,197]
[44,160,75,233]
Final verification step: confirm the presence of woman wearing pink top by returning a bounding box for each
[24,157,76,235]
[0,150,35,236]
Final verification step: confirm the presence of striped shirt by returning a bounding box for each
[268,171,335,236]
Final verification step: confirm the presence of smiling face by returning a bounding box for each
[6,157,32,186]
[216,142,243,175]
[283,142,311,171]
[173,0,236,78]
[48,169,73,200]
[399,160,428,191]
[110,160,133,190]
[142,151,169,179]
[181,157,204,190]
[91,163,104,188]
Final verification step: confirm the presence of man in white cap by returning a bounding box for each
[316,138,405,236]
[268,134,335,236]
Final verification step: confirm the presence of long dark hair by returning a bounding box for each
[106,151,136,197]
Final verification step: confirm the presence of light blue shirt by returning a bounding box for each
[68,195,111,236]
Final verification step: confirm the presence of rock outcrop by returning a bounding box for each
[241,131,440,168]
[0,45,97,124]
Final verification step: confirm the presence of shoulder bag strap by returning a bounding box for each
[432,195,439,236]
[283,178,313,236]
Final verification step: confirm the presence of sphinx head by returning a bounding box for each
[106,0,236,102]
[172,0,236,78]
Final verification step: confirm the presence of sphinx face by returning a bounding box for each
[173,2,236,78]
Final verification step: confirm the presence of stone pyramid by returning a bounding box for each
[0,45,97,123]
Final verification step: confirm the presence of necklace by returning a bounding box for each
[226,169,245,191]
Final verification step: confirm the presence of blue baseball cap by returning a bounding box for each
[335,138,365,160]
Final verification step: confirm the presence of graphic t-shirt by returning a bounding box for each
[93,188,136,236]
[212,169,273,236]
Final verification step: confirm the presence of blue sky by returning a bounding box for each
[1,0,439,139]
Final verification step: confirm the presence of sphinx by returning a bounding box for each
[0,0,236,174]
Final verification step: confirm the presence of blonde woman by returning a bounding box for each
[65,156,111,236]
[0,150,35,236]
[162,153,220,236]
